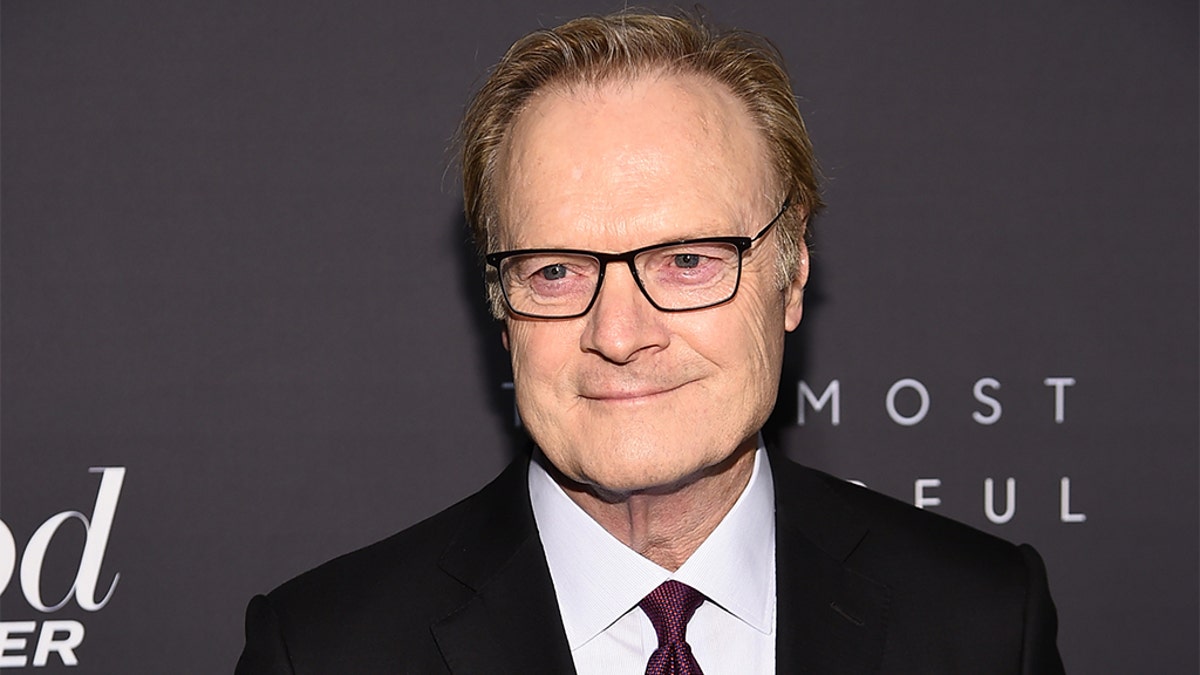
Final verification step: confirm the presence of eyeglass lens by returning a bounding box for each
[499,241,742,317]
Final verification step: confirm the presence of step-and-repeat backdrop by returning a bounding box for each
[2,1,1196,672]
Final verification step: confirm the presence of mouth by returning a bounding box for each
[578,381,689,403]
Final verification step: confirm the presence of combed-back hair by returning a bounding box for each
[460,10,822,315]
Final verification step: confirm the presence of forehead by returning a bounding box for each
[494,73,773,248]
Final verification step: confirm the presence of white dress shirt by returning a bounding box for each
[529,443,776,675]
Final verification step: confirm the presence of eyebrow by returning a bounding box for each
[505,219,748,253]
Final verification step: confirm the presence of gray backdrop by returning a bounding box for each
[1,0,1196,672]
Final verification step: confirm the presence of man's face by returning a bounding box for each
[495,73,806,494]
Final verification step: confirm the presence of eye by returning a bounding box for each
[673,253,702,269]
[539,264,569,281]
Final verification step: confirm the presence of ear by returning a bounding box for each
[784,242,808,332]
[501,323,511,351]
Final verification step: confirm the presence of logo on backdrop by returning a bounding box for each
[795,376,1086,525]
[0,467,124,669]
[501,375,1087,526]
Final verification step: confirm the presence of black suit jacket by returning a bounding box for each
[236,453,1064,673]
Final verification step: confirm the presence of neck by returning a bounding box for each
[550,439,758,571]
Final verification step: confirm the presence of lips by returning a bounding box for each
[578,381,688,402]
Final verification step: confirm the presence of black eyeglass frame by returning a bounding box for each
[485,200,791,319]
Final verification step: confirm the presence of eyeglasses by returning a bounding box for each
[486,201,790,319]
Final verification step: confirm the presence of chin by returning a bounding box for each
[572,439,733,496]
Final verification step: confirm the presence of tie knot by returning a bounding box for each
[639,580,706,646]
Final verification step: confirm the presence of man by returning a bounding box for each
[237,11,1063,674]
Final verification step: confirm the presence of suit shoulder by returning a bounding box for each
[264,457,531,631]
[773,459,1063,670]
[262,491,474,637]
[238,458,536,672]
[779,459,1031,581]
[271,493,471,603]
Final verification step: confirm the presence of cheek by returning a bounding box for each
[674,307,781,394]
[718,287,786,364]
[506,324,538,380]
[506,324,553,432]
[507,322,573,386]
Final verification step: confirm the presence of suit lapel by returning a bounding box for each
[430,456,576,675]
[772,455,890,674]
[427,451,889,673]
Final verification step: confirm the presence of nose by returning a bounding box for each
[579,262,670,364]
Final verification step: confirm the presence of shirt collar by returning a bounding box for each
[529,440,776,650]
[675,445,776,635]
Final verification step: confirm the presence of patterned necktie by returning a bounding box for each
[639,580,706,675]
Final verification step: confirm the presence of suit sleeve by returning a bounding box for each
[1018,545,1065,674]
[235,594,297,675]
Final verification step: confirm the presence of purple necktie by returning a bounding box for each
[639,580,706,675]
